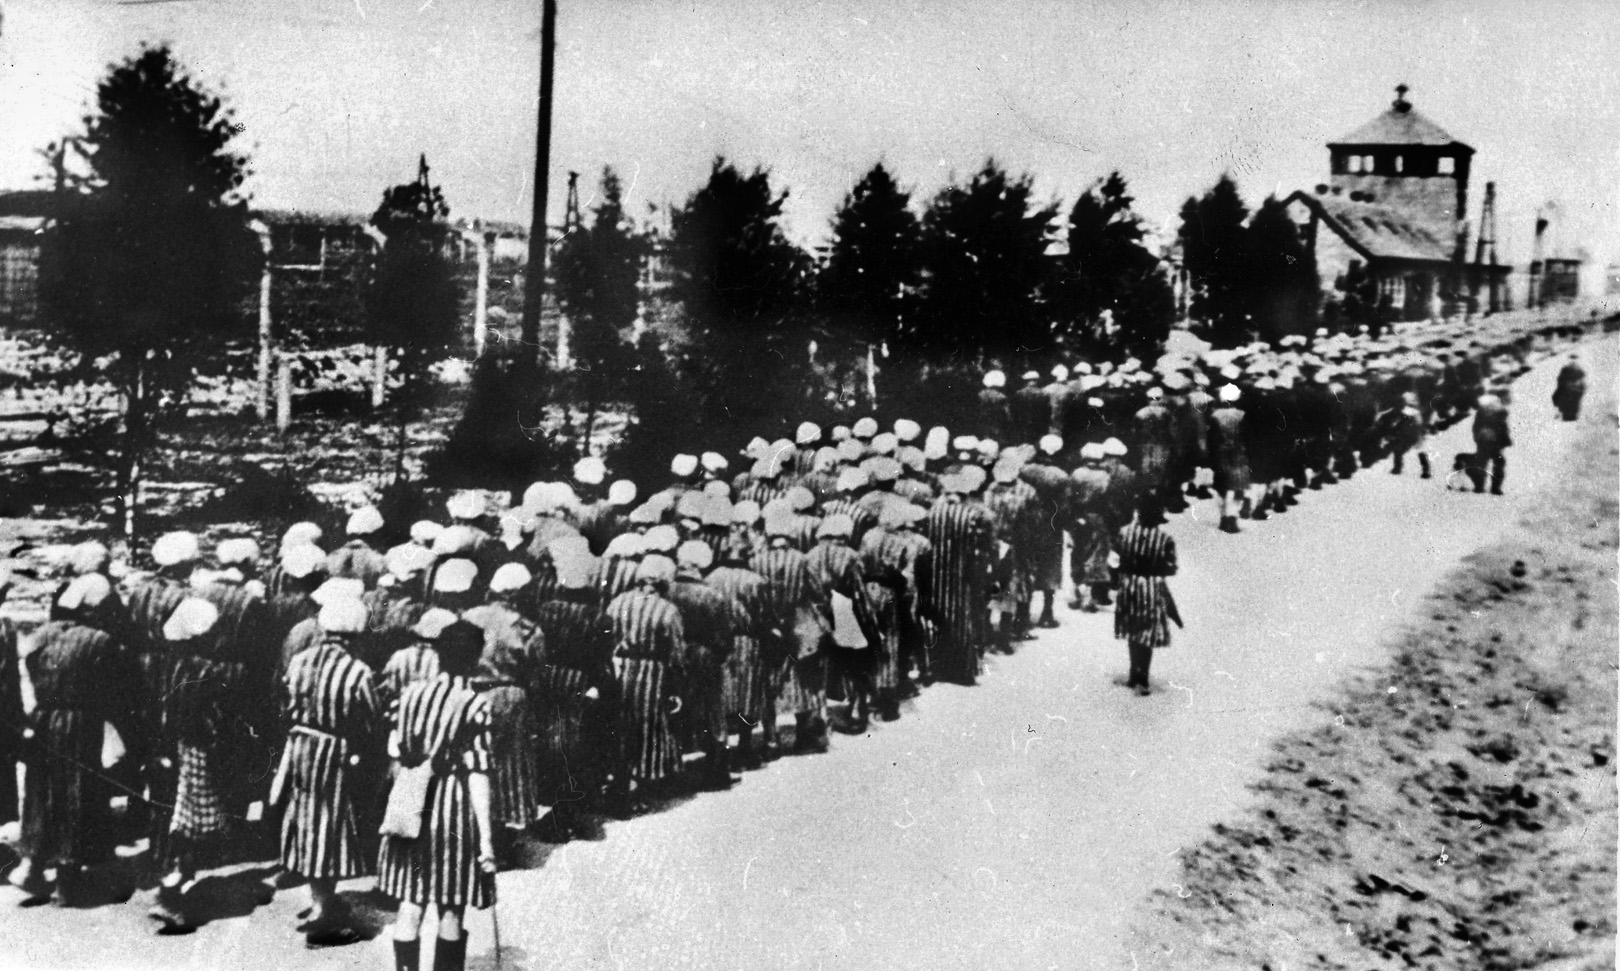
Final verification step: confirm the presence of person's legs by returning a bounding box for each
[435,905,468,971]
[392,902,424,971]
[1489,451,1506,495]
[1128,639,1153,696]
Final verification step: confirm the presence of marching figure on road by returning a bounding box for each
[379,619,497,971]
[1113,498,1180,697]
[1207,384,1251,534]
[1471,392,1513,495]
[13,575,142,907]
[276,597,380,947]
[604,555,689,812]
[1553,353,1586,422]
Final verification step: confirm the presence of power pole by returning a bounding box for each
[519,0,558,366]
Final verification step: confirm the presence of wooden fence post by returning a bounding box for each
[250,220,274,420]
[372,345,388,409]
[276,355,292,433]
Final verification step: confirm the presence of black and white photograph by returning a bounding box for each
[0,1,1615,968]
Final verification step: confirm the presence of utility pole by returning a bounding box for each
[519,0,558,367]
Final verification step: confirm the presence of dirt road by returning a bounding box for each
[1,332,1611,971]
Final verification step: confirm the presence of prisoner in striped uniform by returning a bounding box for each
[278,597,380,946]
[532,543,617,838]
[604,555,688,811]
[925,469,996,686]
[666,541,736,789]
[1114,499,1179,697]
[124,532,199,860]
[704,534,773,767]
[1017,437,1076,627]
[377,609,450,715]
[750,515,830,755]
[461,563,545,836]
[805,514,882,732]
[14,576,141,906]
[984,457,1040,648]
[379,621,497,971]
[859,502,927,718]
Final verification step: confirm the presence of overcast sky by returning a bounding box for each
[3,0,1616,267]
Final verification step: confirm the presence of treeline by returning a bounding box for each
[530,158,1329,485]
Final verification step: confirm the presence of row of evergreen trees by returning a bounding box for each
[30,44,1335,523]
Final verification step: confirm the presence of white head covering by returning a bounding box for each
[1102,438,1128,457]
[163,598,219,642]
[409,520,444,545]
[1079,442,1106,461]
[1038,434,1064,456]
[982,369,1006,389]
[607,480,638,507]
[312,576,365,606]
[489,562,533,594]
[795,421,822,446]
[573,456,607,486]
[151,531,201,568]
[215,538,261,567]
[1219,383,1242,403]
[676,539,714,571]
[700,451,729,474]
[281,543,327,579]
[432,558,478,594]
[318,598,369,635]
[411,607,459,640]
[58,573,113,612]
[893,419,922,442]
[670,454,700,478]
[446,491,487,521]
[346,505,385,536]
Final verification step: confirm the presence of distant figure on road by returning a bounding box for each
[1552,354,1587,422]
[1471,393,1513,495]
[1114,497,1180,697]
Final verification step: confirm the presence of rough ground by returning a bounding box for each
[1131,346,1619,970]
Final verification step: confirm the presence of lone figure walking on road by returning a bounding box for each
[1114,498,1180,697]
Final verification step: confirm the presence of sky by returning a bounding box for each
[2,0,1616,269]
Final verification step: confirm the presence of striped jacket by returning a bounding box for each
[604,590,686,665]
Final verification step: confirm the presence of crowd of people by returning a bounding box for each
[0,312,1597,969]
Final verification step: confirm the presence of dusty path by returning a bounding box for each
[0,332,1611,971]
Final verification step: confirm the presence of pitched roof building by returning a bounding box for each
[1284,85,1509,322]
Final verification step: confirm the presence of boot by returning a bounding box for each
[147,885,193,933]
[1091,583,1113,607]
[1238,496,1253,519]
[432,933,467,971]
[394,938,421,971]
[1390,453,1404,475]
[1014,601,1032,639]
[1219,515,1239,534]
[1418,453,1432,480]
[1036,593,1058,629]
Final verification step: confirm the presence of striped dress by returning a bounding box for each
[1113,524,1179,649]
[749,545,827,715]
[818,498,878,546]
[378,641,442,715]
[666,578,735,751]
[360,590,426,674]
[604,590,687,786]
[858,527,916,693]
[195,581,278,814]
[280,638,379,879]
[533,593,617,805]
[925,497,995,684]
[1207,406,1251,494]
[1018,462,1074,592]
[377,676,495,909]
[598,553,643,605]
[22,620,137,866]
[984,479,1039,610]
[704,564,770,724]
[461,602,543,829]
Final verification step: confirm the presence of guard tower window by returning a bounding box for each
[1347,155,1361,174]
[1364,155,1375,172]
[1394,155,1404,173]
[1437,156,1455,175]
